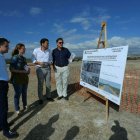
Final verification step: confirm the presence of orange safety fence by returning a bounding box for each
[120,65,140,113]
[66,65,140,114]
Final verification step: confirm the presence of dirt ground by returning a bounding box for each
[0,60,140,140]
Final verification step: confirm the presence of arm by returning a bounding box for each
[52,50,57,72]
[10,56,28,74]
[32,49,37,65]
[49,50,53,65]
[10,69,28,74]
[32,49,44,66]
[34,61,44,66]
[24,57,31,74]
[67,49,71,59]
[52,50,55,66]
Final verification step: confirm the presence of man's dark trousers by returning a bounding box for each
[0,81,9,132]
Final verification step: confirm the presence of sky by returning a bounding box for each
[0,0,140,58]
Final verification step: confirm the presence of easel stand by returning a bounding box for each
[86,89,109,122]
[86,22,109,122]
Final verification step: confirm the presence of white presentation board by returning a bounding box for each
[80,46,129,105]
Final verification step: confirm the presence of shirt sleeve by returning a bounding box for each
[52,49,55,65]
[10,56,18,70]
[24,57,27,65]
[49,50,53,64]
[32,49,37,63]
[67,49,71,59]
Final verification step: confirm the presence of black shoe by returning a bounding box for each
[38,100,43,105]
[46,98,54,102]
[57,96,63,100]
[23,106,28,111]
[0,122,13,131]
[3,130,18,139]
[64,97,69,101]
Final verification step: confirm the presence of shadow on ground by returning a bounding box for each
[23,114,59,140]
[10,97,48,131]
[9,83,81,132]
[109,120,128,140]
[63,126,80,140]
[23,114,79,140]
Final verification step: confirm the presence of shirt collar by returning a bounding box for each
[40,47,49,52]
[57,47,64,51]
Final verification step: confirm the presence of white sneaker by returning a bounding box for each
[16,110,21,116]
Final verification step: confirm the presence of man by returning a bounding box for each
[0,38,18,138]
[32,38,54,104]
[52,38,71,100]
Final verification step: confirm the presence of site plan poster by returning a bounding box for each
[80,46,129,105]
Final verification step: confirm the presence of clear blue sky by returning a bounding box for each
[1,0,140,58]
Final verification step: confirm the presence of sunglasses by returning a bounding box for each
[58,42,64,44]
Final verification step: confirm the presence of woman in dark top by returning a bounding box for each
[10,43,30,115]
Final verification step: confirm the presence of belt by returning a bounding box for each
[55,65,68,67]
[37,66,50,68]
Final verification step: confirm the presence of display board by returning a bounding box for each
[80,46,129,105]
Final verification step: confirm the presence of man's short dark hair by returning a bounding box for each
[56,38,64,43]
[0,38,9,46]
[40,38,49,46]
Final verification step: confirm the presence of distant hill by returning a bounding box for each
[5,56,140,64]
[127,56,140,60]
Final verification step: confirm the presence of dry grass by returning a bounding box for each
[0,61,140,140]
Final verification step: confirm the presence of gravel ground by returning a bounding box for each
[0,61,140,140]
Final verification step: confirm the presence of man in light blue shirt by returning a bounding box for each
[0,51,9,81]
[0,38,18,138]
[32,38,54,104]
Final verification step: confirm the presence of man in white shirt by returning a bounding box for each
[32,38,54,104]
[0,38,18,138]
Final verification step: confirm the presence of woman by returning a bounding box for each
[10,43,30,115]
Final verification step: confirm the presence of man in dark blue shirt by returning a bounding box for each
[52,38,71,100]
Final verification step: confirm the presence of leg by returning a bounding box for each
[0,82,9,132]
[55,68,63,97]
[45,69,51,98]
[13,84,22,111]
[36,68,44,100]
[21,84,28,108]
[62,67,69,97]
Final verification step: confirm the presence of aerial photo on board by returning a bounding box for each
[99,78,121,97]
